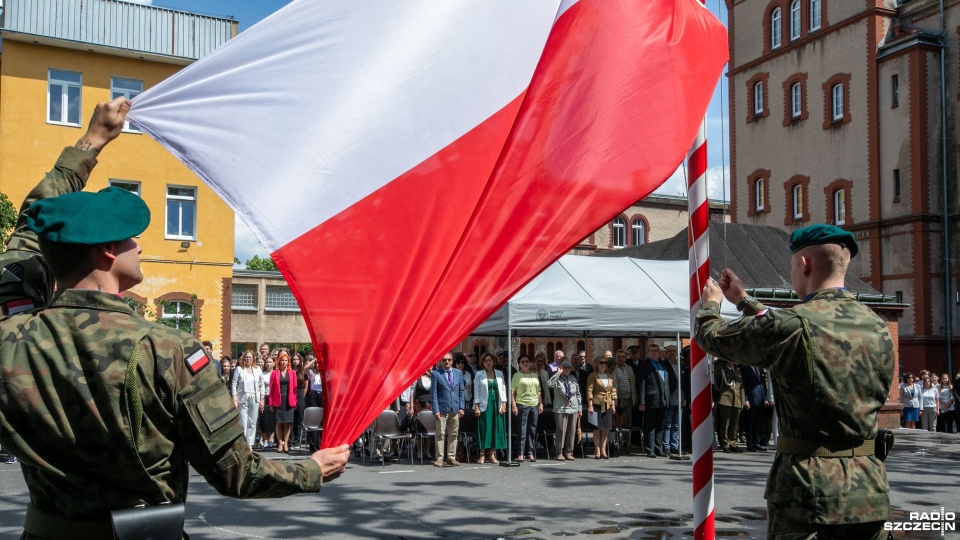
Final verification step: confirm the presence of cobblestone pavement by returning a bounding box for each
[0,429,955,539]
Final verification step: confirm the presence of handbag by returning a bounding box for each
[111,503,185,540]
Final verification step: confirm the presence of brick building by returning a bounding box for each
[727,0,960,373]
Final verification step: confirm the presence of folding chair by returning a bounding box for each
[537,411,556,459]
[297,407,323,456]
[415,410,437,465]
[370,410,413,467]
[457,412,477,464]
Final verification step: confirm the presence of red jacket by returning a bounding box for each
[269,369,298,408]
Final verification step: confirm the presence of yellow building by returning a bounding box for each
[0,0,238,355]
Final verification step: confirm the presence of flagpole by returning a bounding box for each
[687,120,715,539]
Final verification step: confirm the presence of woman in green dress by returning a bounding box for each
[473,352,507,464]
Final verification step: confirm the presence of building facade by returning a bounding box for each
[727,0,960,373]
[225,270,311,357]
[0,0,238,354]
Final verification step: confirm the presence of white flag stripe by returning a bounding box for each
[129,0,561,251]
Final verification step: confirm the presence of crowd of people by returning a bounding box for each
[898,370,959,432]
[214,343,325,455]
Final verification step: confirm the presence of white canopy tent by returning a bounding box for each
[473,255,741,337]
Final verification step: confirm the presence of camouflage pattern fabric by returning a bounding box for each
[0,147,95,314]
[695,289,894,527]
[0,289,323,530]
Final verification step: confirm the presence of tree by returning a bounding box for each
[0,193,17,251]
[245,255,278,272]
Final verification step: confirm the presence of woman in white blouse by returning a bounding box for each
[919,376,939,432]
[232,350,264,446]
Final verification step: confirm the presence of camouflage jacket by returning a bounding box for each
[0,289,323,525]
[0,147,96,315]
[695,289,894,525]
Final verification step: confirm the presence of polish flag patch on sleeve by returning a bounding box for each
[3,299,35,316]
[185,346,210,375]
[756,309,769,317]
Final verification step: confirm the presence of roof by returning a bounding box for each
[594,222,884,298]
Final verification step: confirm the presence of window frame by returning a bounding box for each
[792,184,804,220]
[612,217,626,249]
[771,7,782,49]
[110,76,143,133]
[755,178,766,211]
[265,285,300,312]
[109,179,141,196]
[631,218,646,247]
[754,81,764,115]
[833,189,846,225]
[831,83,844,121]
[165,184,198,241]
[47,68,82,127]
[809,0,821,31]
[231,284,258,311]
[893,169,901,202]
[789,0,801,41]
[791,82,802,118]
[161,300,195,333]
[891,74,899,108]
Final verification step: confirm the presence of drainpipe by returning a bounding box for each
[939,0,953,378]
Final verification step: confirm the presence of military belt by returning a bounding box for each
[776,436,874,457]
[24,504,114,540]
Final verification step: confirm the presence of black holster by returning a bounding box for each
[111,503,185,540]
[874,428,894,461]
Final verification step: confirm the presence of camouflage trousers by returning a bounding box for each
[767,502,887,540]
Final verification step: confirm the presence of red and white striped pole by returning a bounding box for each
[687,118,715,539]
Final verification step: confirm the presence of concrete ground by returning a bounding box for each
[0,429,955,539]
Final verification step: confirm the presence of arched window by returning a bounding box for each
[791,82,802,118]
[831,83,844,121]
[753,81,764,115]
[789,0,801,40]
[632,219,646,246]
[810,0,821,31]
[755,178,765,211]
[577,340,586,354]
[612,217,626,248]
[771,7,782,49]
[546,342,555,359]
[833,189,846,225]
[792,184,804,219]
[161,300,195,333]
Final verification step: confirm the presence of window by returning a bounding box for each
[792,184,804,219]
[48,69,82,126]
[161,300,194,333]
[265,285,299,311]
[791,82,802,118]
[771,8,782,49]
[831,83,844,121]
[754,81,764,115]
[111,77,142,132]
[833,189,846,225]
[893,169,901,202]
[232,284,257,310]
[810,0,821,31]
[165,185,197,240]
[755,178,765,211]
[789,0,801,40]
[612,217,626,248]
[891,74,899,108]
[632,219,646,246]
[109,179,141,196]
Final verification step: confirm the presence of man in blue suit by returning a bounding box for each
[740,364,768,451]
[431,353,465,467]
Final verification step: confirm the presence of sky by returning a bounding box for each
[148,0,732,265]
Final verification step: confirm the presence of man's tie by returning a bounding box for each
[447,370,453,387]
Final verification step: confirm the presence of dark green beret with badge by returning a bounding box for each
[789,223,858,258]
[26,186,150,244]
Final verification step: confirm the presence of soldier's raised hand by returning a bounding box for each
[718,269,747,305]
[75,97,133,155]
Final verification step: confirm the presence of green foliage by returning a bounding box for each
[245,255,278,272]
[126,294,202,335]
[0,193,18,251]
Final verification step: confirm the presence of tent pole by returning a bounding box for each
[502,328,519,467]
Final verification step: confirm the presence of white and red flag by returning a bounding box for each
[129,0,727,447]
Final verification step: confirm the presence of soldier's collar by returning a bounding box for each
[801,287,848,303]
[51,288,136,313]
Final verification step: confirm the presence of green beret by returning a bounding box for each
[26,186,150,244]
[789,224,858,258]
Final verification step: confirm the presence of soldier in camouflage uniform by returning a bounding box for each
[695,224,894,540]
[0,104,350,540]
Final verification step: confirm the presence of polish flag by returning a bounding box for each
[129,0,727,447]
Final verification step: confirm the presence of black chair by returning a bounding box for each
[297,407,323,455]
[537,411,556,459]
[457,413,477,463]
[370,410,413,467]
[414,410,437,465]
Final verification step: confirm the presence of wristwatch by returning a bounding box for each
[736,295,753,312]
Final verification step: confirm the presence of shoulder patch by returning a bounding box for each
[756,309,769,317]
[185,346,210,375]
[3,298,35,315]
